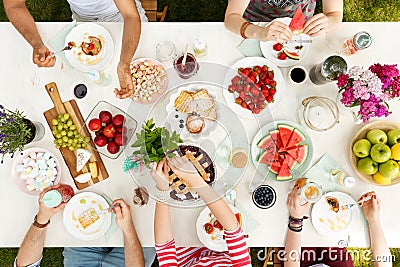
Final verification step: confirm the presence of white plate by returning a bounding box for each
[65,23,114,72]
[260,17,311,68]
[165,83,219,141]
[311,192,360,236]
[223,57,285,119]
[63,192,112,241]
[11,148,61,195]
[196,205,240,252]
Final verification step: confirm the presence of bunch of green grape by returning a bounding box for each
[51,113,91,151]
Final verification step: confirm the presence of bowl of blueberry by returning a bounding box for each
[252,185,276,209]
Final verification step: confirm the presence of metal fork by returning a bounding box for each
[343,196,372,210]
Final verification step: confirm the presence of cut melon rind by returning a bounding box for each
[277,161,292,181]
[286,129,306,148]
[289,6,306,34]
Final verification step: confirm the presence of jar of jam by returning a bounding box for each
[42,184,74,208]
[173,52,199,79]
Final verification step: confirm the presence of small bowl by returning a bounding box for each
[12,148,62,195]
[83,101,137,159]
[252,185,276,209]
[349,120,400,186]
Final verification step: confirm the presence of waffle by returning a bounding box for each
[78,208,100,229]
[174,89,217,120]
[80,36,102,56]
[168,145,215,201]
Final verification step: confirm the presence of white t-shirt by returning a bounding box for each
[67,0,147,20]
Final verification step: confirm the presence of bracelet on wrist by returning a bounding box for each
[240,21,252,39]
[33,215,50,228]
[288,223,303,232]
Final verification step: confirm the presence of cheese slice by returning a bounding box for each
[75,173,92,184]
[76,149,92,172]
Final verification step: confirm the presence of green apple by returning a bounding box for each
[366,129,387,144]
[387,129,400,146]
[370,143,391,163]
[379,160,399,179]
[357,157,378,175]
[353,139,371,158]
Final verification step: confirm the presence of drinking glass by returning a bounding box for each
[156,41,176,62]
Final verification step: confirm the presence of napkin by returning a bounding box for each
[48,21,76,68]
[234,201,260,236]
[303,153,341,192]
[237,39,263,58]
[101,193,118,241]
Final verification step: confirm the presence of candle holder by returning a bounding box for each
[296,96,339,131]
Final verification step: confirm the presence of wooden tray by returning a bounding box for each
[43,82,109,190]
[349,120,400,186]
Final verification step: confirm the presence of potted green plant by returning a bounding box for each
[0,105,43,163]
[130,118,182,167]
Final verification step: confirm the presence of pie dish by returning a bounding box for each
[168,145,215,202]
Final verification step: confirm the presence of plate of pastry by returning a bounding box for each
[166,83,219,141]
[311,192,360,236]
[196,205,241,252]
[63,192,111,240]
[167,144,216,203]
[64,23,114,72]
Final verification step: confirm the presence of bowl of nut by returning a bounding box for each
[129,58,168,104]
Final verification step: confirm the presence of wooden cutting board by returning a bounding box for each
[43,82,109,190]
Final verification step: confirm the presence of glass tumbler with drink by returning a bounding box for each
[173,52,199,79]
[42,184,75,208]
[295,178,323,203]
[309,55,347,85]
[342,31,372,56]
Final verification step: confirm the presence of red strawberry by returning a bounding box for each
[228,85,234,93]
[235,97,243,104]
[261,65,268,73]
[269,88,276,96]
[241,102,248,109]
[242,69,250,77]
[249,103,255,110]
[253,66,261,74]
[239,92,245,98]
[268,72,275,79]
[266,95,273,103]
[273,43,283,51]
[250,88,259,96]
[245,95,251,102]
[244,84,251,92]
[270,80,277,87]
[262,89,269,97]
[258,95,266,102]
[253,108,261,114]
[278,52,287,60]
[264,77,271,85]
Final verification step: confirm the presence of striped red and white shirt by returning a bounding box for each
[155,227,252,267]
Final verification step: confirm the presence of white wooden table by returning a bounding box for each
[1,22,400,248]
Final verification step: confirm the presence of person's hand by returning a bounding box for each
[258,21,292,42]
[151,157,170,191]
[303,13,329,36]
[111,199,135,235]
[168,156,204,188]
[37,185,66,224]
[114,61,134,99]
[359,191,380,224]
[286,185,310,219]
[32,44,56,68]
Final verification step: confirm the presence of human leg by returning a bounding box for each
[63,247,110,267]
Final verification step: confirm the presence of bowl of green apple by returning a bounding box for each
[350,120,400,186]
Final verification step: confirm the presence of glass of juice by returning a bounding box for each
[173,52,199,79]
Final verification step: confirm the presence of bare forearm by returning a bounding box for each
[325,11,342,30]
[154,202,173,244]
[120,16,141,64]
[4,2,43,48]
[368,220,392,267]
[195,181,237,231]
[123,228,144,267]
[284,229,301,267]
[16,225,46,266]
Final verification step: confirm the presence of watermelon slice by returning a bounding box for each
[285,129,306,148]
[269,164,280,174]
[283,50,300,60]
[269,129,283,150]
[289,6,306,34]
[283,154,297,170]
[278,125,294,151]
[258,150,279,165]
[286,145,308,165]
[277,161,292,181]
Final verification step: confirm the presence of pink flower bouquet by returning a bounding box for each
[337,63,400,123]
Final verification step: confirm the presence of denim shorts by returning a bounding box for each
[63,247,156,267]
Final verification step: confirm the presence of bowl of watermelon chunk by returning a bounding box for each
[251,120,313,181]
